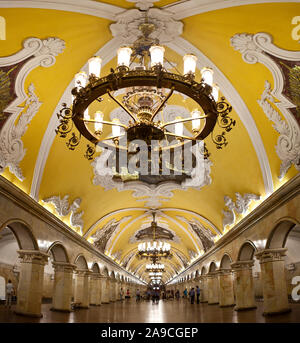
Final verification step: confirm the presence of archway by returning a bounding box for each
[220,254,232,270]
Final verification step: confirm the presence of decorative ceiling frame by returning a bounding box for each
[230,32,300,179]
[0,37,65,181]
[2,0,297,19]
[26,0,276,202]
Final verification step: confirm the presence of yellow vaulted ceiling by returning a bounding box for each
[0,1,299,283]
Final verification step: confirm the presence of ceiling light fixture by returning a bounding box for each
[55,15,235,162]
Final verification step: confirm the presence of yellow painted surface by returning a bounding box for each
[0,2,299,277]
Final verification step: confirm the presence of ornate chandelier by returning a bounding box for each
[136,212,172,262]
[146,263,165,272]
[55,17,235,162]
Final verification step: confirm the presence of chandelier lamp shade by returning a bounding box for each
[55,18,235,161]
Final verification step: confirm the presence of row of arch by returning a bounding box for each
[179,218,298,282]
[0,218,136,283]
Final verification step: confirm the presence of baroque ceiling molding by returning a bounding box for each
[90,216,132,253]
[257,81,300,178]
[0,37,65,181]
[231,32,300,179]
[92,136,212,208]
[126,0,159,11]
[110,6,183,45]
[42,194,84,234]
[222,192,261,229]
[0,83,41,180]
[176,216,216,253]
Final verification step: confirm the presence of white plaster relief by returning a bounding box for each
[0,37,65,181]
[222,193,261,229]
[110,7,183,45]
[0,84,41,180]
[42,195,84,234]
[258,81,300,178]
[231,32,300,179]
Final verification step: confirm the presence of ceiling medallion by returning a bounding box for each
[55,15,235,178]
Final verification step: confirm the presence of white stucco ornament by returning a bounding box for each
[110,7,183,45]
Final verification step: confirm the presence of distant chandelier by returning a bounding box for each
[55,16,235,161]
[146,264,165,272]
[136,212,172,262]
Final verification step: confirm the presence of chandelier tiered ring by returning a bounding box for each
[56,20,235,160]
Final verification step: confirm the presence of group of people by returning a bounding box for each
[183,286,201,304]
[119,286,201,305]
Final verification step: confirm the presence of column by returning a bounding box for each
[231,260,256,311]
[74,269,90,308]
[116,281,121,301]
[109,278,116,302]
[90,273,101,306]
[256,248,290,316]
[100,276,110,304]
[218,269,235,307]
[207,272,219,305]
[51,262,76,312]
[200,276,208,302]
[15,250,48,317]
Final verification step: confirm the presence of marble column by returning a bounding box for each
[218,269,235,307]
[90,273,101,306]
[231,260,256,311]
[207,272,219,305]
[15,250,48,317]
[51,262,76,312]
[74,269,90,308]
[101,276,110,304]
[109,278,117,302]
[200,276,208,302]
[256,248,290,316]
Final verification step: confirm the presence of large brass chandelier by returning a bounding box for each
[136,212,172,263]
[55,17,235,161]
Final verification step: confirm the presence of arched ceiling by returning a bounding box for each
[0,0,299,284]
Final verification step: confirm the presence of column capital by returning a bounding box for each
[75,269,90,276]
[52,261,76,273]
[231,260,254,270]
[255,248,287,263]
[90,272,102,280]
[17,250,49,265]
[218,268,233,275]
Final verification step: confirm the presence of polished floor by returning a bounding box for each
[0,299,300,323]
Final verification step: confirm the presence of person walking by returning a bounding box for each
[190,287,195,304]
[5,279,14,309]
[136,288,141,302]
[120,287,124,301]
[196,285,201,304]
[175,290,180,300]
[183,288,188,299]
[125,288,130,300]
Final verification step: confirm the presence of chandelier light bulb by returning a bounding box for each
[201,67,213,86]
[175,116,183,137]
[112,118,121,137]
[94,111,104,133]
[150,45,165,67]
[75,71,87,88]
[183,54,197,75]
[84,108,90,121]
[191,109,201,132]
[117,47,132,67]
[88,56,102,78]
[212,84,219,101]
